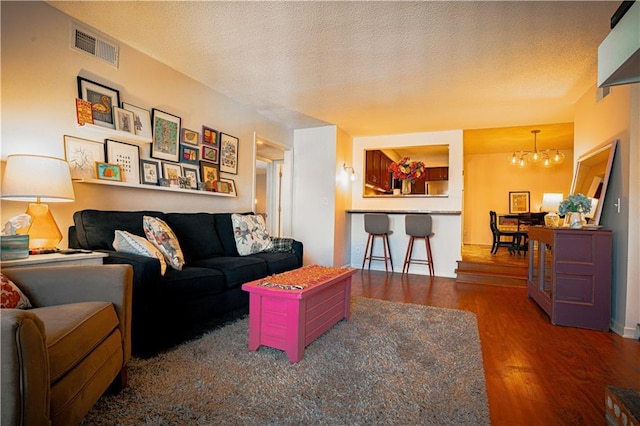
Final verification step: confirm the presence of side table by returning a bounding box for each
[0,252,107,270]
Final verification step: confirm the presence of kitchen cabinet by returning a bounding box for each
[527,226,612,330]
[427,167,448,181]
[365,150,392,192]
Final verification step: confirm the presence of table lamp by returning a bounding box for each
[540,193,563,212]
[1,154,75,250]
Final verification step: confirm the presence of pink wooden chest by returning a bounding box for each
[241,266,356,363]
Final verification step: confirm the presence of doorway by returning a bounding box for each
[253,135,292,237]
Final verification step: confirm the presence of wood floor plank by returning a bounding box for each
[350,268,640,424]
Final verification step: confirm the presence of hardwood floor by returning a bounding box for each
[351,245,640,425]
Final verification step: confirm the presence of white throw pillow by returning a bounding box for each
[142,216,185,271]
[113,230,167,275]
[1,273,32,309]
[231,214,272,256]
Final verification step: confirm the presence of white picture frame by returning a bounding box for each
[63,135,105,180]
[181,164,200,190]
[113,107,135,133]
[121,102,152,139]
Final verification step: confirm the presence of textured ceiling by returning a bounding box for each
[47,1,618,152]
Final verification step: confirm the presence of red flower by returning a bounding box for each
[388,157,426,182]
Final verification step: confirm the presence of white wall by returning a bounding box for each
[349,130,463,277]
[1,2,293,245]
[574,83,640,339]
[292,126,338,266]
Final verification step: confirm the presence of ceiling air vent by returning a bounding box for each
[70,22,119,68]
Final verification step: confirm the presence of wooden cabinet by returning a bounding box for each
[365,150,392,192]
[527,226,612,330]
[427,167,448,181]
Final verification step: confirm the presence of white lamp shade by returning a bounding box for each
[2,154,75,202]
[540,193,563,212]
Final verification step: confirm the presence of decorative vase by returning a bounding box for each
[544,212,560,227]
[401,179,411,194]
[566,212,583,229]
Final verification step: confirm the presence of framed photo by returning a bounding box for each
[121,103,152,139]
[202,126,218,147]
[162,161,182,184]
[140,159,161,185]
[181,128,200,145]
[201,145,218,164]
[200,161,219,190]
[151,109,181,162]
[106,139,140,184]
[64,135,105,180]
[95,162,122,181]
[113,107,135,133]
[179,144,199,165]
[218,177,237,197]
[219,133,239,174]
[77,76,120,129]
[509,191,530,214]
[181,164,200,190]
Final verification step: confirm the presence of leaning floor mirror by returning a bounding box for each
[570,139,618,225]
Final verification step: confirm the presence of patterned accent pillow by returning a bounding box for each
[231,214,272,256]
[142,216,185,271]
[263,237,295,253]
[1,273,32,309]
[113,230,167,275]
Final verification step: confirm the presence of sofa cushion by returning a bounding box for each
[165,213,224,262]
[143,216,185,271]
[157,266,227,297]
[1,273,32,309]
[231,214,272,256]
[113,230,167,275]
[32,301,119,383]
[191,257,268,288]
[248,252,300,275]
[213,212,253,257]
[73,210,166,250]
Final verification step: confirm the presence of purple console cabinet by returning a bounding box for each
[527,226,612,331]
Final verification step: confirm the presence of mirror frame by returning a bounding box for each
[569,139,618,225]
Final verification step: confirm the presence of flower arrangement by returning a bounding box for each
[558,193,592,215]
[388,157,426,182]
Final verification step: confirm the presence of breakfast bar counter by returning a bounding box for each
[346,209,461,216]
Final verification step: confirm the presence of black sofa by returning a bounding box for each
[69,209,303,357]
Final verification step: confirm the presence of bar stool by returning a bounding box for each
[402,214,434,276]
[361,214,393,272]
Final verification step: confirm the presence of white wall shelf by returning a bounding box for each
[76,178,235,197]
[77,123,152,146]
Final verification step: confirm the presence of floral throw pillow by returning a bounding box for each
[231,214,273,256]
[113,230,167,275]
[142,216,185,271]
[1,273,32,309]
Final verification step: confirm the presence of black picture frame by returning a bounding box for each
[509,191,530,214]
[151,109,181,162]
[219,132,239,175]
[77,76,120,129]
[140,159,161,185]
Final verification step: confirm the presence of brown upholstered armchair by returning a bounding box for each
[1,264,132,425]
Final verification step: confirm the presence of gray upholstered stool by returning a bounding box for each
[362,213,393,272]
[402,214,434,276]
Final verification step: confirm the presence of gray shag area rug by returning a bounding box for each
[82,297,489,425]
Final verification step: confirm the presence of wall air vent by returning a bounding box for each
[70,22,119,68]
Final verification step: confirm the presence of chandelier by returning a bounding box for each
[510,130,565,168]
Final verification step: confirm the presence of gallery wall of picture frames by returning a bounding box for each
[70,75,239,197]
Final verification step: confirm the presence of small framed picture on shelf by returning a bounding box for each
[162,161,183,186]
[509,191,530,214]
[106,139,140,184]
[77,76,120,129]
[121,103,152,139]
[64,135,105,180]
[181,164,200,190]
[95,162,122,181]
[180,128,200,145]
[75,98,93,125]
[219,133,239,174]
[199,161,219,191]
[113,107,135,133]
[151,109,181,162]
[201,144,218,164]
[140,159,161,185]
[218,177,237,197]
[202,126,218,147]
[179,144,199,165]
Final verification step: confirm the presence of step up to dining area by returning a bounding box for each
[455,244,528,287]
